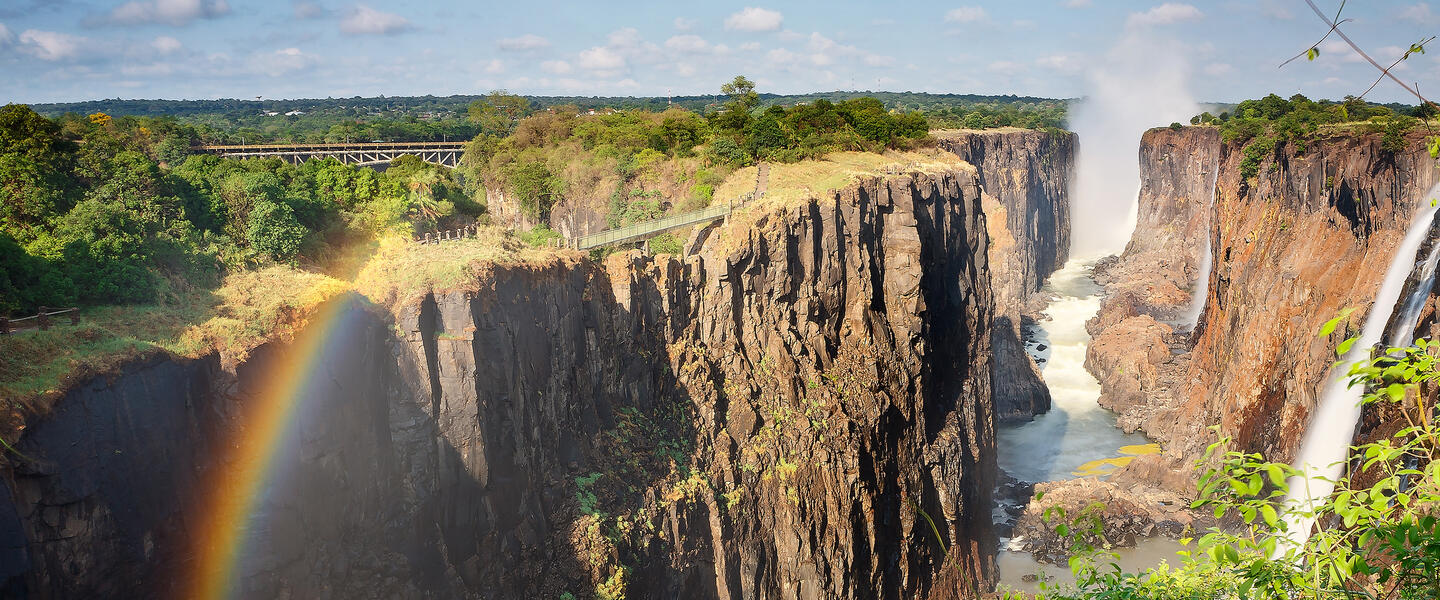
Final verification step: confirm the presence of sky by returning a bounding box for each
[3,0,1440,105]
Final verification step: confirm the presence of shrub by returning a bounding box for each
[647,232,682,255]
[517,224,562,248]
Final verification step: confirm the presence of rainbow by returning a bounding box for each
[186,298,355,600]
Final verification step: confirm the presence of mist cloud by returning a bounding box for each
[1067,30,1200,257]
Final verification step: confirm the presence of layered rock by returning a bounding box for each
[1091,126,1439,472]
[1,168,1001,599]
[1082,127,1220,436]
[937,129,1076,422]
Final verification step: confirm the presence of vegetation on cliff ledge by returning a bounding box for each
[1186,94,1429,179]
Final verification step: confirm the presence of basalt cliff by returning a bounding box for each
[0,144,1083,598]
[937,129,1076,423]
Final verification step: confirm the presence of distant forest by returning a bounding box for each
[26,91,1070,145]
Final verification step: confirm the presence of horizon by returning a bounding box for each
[4,1,1440,106]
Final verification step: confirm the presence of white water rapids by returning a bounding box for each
[996,259,1151,483]
[1279,184,1440,551]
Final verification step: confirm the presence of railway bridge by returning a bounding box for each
[195,141,466,167]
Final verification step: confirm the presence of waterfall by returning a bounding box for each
[1387,234,1440,348]
[1279,184,1440,550]
[1181,164,1219,328]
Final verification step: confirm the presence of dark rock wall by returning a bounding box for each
[1,170,999,600]
[936,129,1076,423]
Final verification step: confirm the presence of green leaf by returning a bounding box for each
[1307,46,1320,61]
[1336,337,1357,356]
[1264,464,1288,487]
[1319,308,1356,337]
[1261,504,1279,527]
[1385,383,1406,401]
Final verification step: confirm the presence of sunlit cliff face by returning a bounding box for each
[1068,31,1200,258]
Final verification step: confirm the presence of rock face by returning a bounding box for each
[937,129,1076,422]
[1,169,1001,599]
[1091,125,1440,474]
[1084,127,1221,436]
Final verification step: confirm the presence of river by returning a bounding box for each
[994,258,1186,593]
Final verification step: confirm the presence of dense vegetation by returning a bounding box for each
[1185,94,1430,178]
[28,88,1067,145]
[459,77,934,230]
[1,76,947,317]
[0,103,477,316]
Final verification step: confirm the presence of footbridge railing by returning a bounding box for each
[573,202,735,250]
[572,162,771,250]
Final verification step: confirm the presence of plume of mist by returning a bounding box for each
[1068,31,1200,258]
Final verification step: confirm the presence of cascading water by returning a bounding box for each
[1180,164,1218,328]
[1387,232,1440,348]
[1279,184,1440,550]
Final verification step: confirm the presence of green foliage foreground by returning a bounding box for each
[1019,336,1440,599]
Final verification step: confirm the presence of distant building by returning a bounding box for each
[263,111,280,116]
[285,110,306,116]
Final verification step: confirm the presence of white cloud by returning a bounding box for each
[1036,53,1082,73]
[944,6,988,23]
[1400,3,1439,24]
[607,27,643,48]
[541,59,572,74]
[0,22,12,46]
[340,5,410,35]
[254,46,318,76]
[101,0,230,26]
[1319,40,1367,64]
[293,0,324,19]
[18,29,83,61]
[497,34,549,51]
[1202,62,1233,76]
[577,46,625,70]
[766,47,799,64]
[483,58,504,74]
[116,0,227,26]
[864,54,895,67]
[1259,0,1293,19]
[739,41,761,51]
[1126,3,1202,28]
[1064,0,1092,6]
[665,34,710,53]
[673,17,697,31]
[988,60,1025,75]
[724,7,783,32]
[151,35,182,54]
[1012,19,1036,29]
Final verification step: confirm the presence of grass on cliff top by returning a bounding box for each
[708,149,971,251]
[353,227,564,311]
[931,126,1034,137]
[0,267,348,430]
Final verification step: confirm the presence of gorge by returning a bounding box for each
[3,120,1439,599]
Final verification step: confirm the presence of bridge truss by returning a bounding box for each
[195,142,467,167]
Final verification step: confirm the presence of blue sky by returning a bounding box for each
[2,0,1439,104]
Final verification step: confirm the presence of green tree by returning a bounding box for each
[0,104,78,240]
[505,161,558,220]
[468,90,533,136]
[246,198,306,262]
